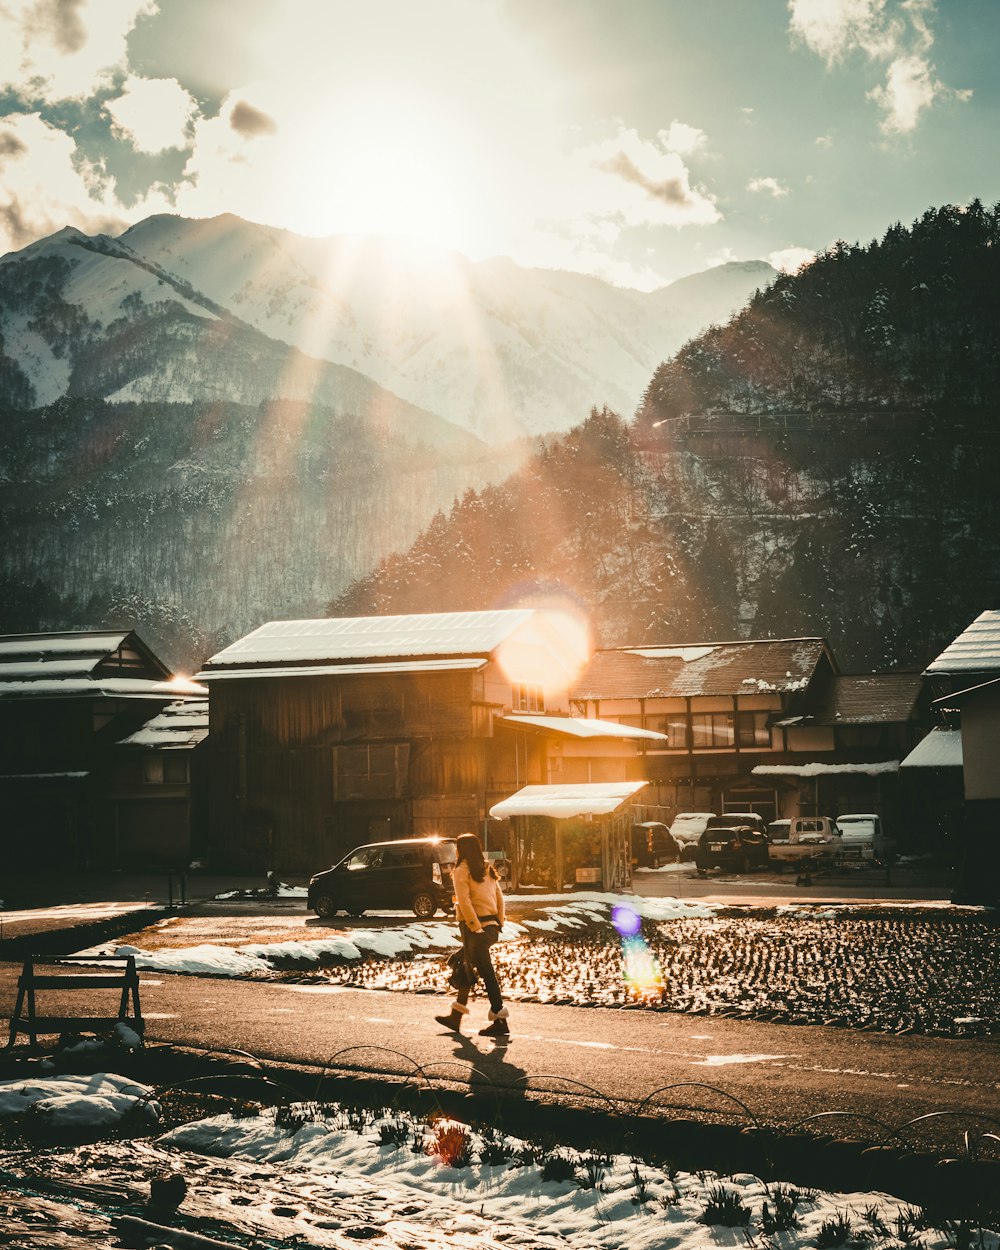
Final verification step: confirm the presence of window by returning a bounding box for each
[346,848,383,871]
[513,683,544,712]
[334,744,407,800]
[645,714,688,748]
[141,754,189,784]
[738,712,771,748]
[691,712,735,749]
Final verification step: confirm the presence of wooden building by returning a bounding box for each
[571,640,930,832]
[197,610,664,875]
[111,698,209,868]
[0,630,204,870]
[917,610,1000,896]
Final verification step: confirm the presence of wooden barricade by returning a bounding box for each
[5,953,144,1049]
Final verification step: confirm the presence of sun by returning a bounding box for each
[296,94,479,250]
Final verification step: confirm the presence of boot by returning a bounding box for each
[478,1007,509,1038]
[434,1001,468,1032]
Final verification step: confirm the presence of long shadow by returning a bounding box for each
[445,1026,529,1104]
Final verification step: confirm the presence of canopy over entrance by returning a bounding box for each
[490,780,647,820]
[490,781,647,891]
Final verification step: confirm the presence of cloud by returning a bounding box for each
[229,100,278,139]
[748,176,790,198]
[788,0,968,133]
[868,53,971,134]
[788,0,901,64]
[769,245,816,273]
[0,0,152,104]
[658,120,707,156]
[583,128,720,228]
[26,0,88,56]
[0,130,29,159]
[815,132,834,147]
[105,74,198,153]
[0,110,169,254]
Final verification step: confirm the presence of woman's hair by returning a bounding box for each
[455,832,497,883]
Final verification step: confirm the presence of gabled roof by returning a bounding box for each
[117,699,209,750]
[203,610,570,672]
[926,610,1000,675]
[900,727,963,769]
[572,638,830,700]
[0,629,202,700]
[809,672,924,725]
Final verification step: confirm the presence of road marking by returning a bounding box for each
[694,1053,797,1066]
[515,1033,660,1054]
[143,1012,178,1019]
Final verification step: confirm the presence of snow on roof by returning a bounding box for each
[0,677,205,700]
[751,761,900,777]
[629,646,716,663]
[0,632,131,660]
[926,610,1000,675]
[502,715,667,741]
[198,658,487,681]
[573,638,828,700]
[900,727,963,769]
[117,699,209,750]
[0,770,89,780]
[490,780,647,819]
[204,610,542,669]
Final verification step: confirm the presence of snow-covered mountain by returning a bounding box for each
[0,214,775,439]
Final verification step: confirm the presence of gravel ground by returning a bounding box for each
[302,913,1000,1037]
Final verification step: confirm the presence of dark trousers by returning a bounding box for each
[456,921,504,1014]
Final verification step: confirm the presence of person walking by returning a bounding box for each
[435,833,509,1038]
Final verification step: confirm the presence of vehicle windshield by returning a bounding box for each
[435,840,458,864]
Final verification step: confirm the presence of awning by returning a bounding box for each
[900,728,963,769]
[490,780,647,820]
[501,715,667,741]
[751,761,900,778]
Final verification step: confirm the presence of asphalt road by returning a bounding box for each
[2,960,997,1144]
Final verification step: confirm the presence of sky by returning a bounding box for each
[0,0,997,289]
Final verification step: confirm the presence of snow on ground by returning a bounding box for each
[2,1078,997,1249]
[0,1071,159,1129]
[102,895,719,976]
[159,1102,997,1250]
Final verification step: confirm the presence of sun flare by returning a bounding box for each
[297,94,478,249]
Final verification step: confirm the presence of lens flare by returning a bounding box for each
[612,905,665,1003]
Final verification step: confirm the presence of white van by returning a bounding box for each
[836,813,892,863]
[669,812,716,861]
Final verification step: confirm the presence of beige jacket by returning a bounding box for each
[452,861,505,932]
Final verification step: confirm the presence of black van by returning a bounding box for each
[630,822,679,868]
[307,837,458,919]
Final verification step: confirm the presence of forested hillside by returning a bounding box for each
[638,202,1000,423]
[332,204,1000,670]
[0,396,523,666]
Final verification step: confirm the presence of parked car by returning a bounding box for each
[307,837,458,919]
[705,812,769,836]
[836,813,894,864]
[669,812,716,861]
[768,816,842,868]
[696,818,770,874]
[631,822,679,868]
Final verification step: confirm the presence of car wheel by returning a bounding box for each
[736,853,750,874]
[411,892,437,919]
[313,894,338,918]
